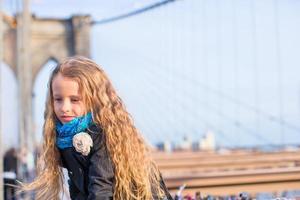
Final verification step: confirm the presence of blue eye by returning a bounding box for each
[54,98,62,102]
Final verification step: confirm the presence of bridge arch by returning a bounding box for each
[2,13,91,149]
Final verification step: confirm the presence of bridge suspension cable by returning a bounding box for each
[110,40,300,143]
[92,0,298,146]
[92,0,177,25]
[273,0,285,144]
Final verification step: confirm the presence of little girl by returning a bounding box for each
[23,56,173,200]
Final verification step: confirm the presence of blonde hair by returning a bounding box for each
[22,56,164,199]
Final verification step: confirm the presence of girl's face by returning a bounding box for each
[52,73,86,124]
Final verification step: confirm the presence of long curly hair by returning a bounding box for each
[22,56,164,199]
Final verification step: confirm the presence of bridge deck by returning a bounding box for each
[153,149,300,196]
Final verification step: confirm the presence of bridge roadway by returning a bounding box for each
[152,148,300,196]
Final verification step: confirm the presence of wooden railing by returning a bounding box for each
[152,148,300,196]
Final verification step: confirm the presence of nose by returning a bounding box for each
[61,100,71,113]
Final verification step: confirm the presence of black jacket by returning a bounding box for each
[59,124,173,200]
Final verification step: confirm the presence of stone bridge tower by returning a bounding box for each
[2,13,91,150]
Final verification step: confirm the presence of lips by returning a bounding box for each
[60,116,75,123]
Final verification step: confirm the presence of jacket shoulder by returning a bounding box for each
[86,124,107,153]
[87,123,103,135]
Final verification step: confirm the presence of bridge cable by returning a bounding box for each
[274,0,285,144]
[216,0,224,138]
[201,0,211,133]
[250,0,261,140]
[232,0,240,138]
[114,42,270,144]
[91,0,177,25]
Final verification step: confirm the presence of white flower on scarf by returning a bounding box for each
[72,132,93,156]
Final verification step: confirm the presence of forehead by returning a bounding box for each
[52,74,81,96]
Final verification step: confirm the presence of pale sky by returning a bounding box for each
[1,0,300,150]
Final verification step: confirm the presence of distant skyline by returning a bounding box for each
[1,0,300,150]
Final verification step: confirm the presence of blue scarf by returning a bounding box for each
[56,112,93,149]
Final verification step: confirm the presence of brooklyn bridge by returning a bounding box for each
[1,0,300,199]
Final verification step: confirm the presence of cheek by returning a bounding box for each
[53,102,57,111]
[53,103,60,114]
[76,103,86,115]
